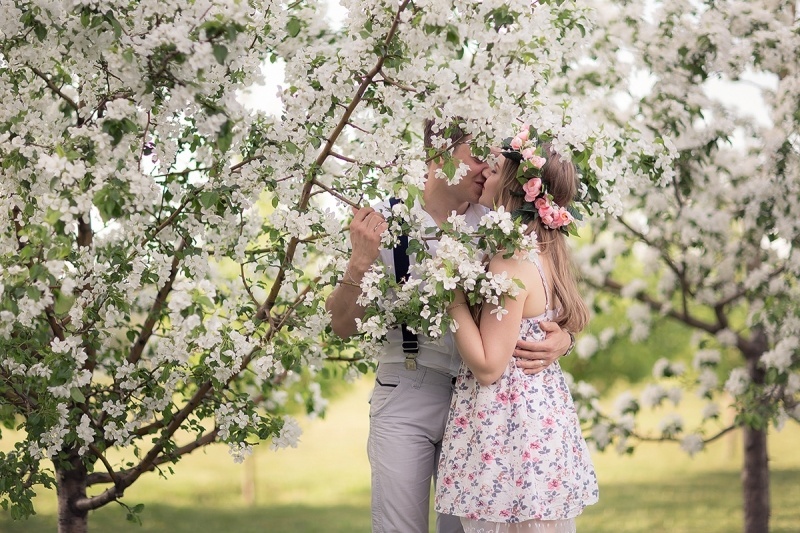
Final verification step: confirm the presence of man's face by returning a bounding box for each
[479,148,504,208]
[447,141,490,204]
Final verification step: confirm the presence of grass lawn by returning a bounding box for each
[2,376,799,532]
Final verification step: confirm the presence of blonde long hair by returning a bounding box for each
[495,145,589,333]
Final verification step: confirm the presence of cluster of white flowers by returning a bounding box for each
[760,337,797,373]
[724,367,751,397]
[228,442,254,464]
[612,391,638,417]
[298,382,329,420]
[680,434,705,457]
[696,368,720,398]
[657,413,684,438]
[216,403,260,441]
[270,416,302,450]
[640,384,668,409]
[652,358,686,379]
[692,349,721,369]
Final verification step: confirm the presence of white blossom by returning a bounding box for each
[724,367,751,397]
[680,434,705,457]
[270,416,302,450]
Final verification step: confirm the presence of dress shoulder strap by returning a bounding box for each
[530,255,552,311]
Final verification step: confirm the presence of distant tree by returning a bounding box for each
[562,2,800,532]
[0,1,663,531]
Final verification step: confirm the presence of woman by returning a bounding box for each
[435,128,599,533]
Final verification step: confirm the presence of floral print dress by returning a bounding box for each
[435,261,598,525]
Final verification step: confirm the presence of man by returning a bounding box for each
[325,120,574,533]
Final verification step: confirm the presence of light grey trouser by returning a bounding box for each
[368,362,464,533]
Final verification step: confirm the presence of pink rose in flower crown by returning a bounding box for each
[530,155,546,169]
[517,125,530,142]
[522,177,542,201]
[510,136,523,150]
[538,201,555,225]
[521,147,536,161]
[557,208,574,227]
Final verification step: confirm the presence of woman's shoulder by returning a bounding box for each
[488,251,544,286]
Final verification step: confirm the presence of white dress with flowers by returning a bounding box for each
[435,260,598,531]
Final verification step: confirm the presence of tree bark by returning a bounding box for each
[741,328,770,533]
[56,455,88,533]
[742,426,770,533]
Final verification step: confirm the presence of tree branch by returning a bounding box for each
[80,428,219,505]
[311,178,360,208]
[597,277,723,335]
[255,0,412,323]
[28,65,81,118]
[127,239,185,364]
[616,217,693,298]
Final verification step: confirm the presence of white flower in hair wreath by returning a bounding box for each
[502,125,585,237]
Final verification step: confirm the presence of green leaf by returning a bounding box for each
[70,387,85,403]
[106,12,122,39]
[54,291,75,317]
[212,44,228,65]
[199,191,220,209]
[287,18,302,37]
[442,157,456,180]
[34,24,47,42]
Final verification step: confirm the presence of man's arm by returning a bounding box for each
[514,321,575,375]
[325,206,388,339]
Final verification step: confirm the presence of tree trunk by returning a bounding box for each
[742,426,770,533]
[741,329,770,533]
[55,455,88,533]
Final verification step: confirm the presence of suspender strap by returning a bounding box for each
[389,197,419,369]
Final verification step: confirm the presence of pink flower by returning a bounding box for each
[557,208,573,227]
[548,479,561,490]
[510,136,523,150]
[481,452,494,463]
[541,212,555,227]
[530,155,546,169]
[522,178,542,201]
[455,416,469,428]
[521,147,536,161]
[496,391,510,404]
[534,197,549,210]
[518,125,530,141]
[443,476,455,487]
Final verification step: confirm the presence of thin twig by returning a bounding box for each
[28,65,81,117]
[311,179,360,208]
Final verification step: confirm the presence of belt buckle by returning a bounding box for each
[404,356,417,371]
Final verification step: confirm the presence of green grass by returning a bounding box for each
[2,377,799,532]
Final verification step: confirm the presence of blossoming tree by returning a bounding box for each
[561,2,799,532]
[0,1,669,532]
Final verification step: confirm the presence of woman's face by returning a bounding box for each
[478,148,505,209]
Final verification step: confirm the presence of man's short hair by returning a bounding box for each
[423,117,469,151]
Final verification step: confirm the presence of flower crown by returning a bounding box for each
[501,125,583,236]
